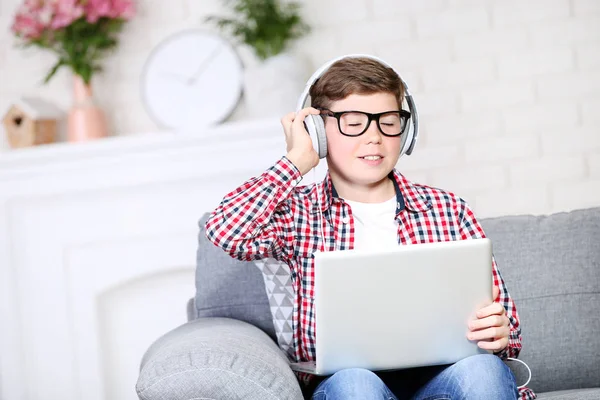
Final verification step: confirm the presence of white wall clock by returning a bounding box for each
[141,30,243,131]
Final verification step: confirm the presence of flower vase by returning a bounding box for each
[68,75,108,142]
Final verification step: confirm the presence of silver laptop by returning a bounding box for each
[289,238,493,375]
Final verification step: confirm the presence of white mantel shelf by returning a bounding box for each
[0,117,326,400]
[0,117,283,177]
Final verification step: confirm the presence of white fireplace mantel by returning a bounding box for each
[0,118,326,400]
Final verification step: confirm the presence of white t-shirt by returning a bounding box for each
[343,196,399,249]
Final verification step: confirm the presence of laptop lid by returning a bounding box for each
[312,238,493,375]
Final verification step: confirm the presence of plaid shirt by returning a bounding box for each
[206,156,535,400]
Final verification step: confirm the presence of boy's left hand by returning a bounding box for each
[467,285,510,352]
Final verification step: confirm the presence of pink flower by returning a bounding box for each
[11,0,135,59]
[84,0,135,23]
[11,13,44,39]
[11,0,136,38]
[110,0,135,20]
[50,0,84,29]
[84,0,110,23]
[23,0,44,13]
[11,0,135,85]
[49,0,83,30]
[11,0,47,39]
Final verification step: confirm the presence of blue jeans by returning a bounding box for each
[310,354,518,400]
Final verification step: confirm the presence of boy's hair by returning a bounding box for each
[309,57,405,110]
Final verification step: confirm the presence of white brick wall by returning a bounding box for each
[589,153,600,178]
[0,0,599,218]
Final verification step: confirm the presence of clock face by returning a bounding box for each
[141,30,243,130]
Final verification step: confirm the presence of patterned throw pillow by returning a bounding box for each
[253,258,295,359]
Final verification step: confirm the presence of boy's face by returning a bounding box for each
[325,92,403,187]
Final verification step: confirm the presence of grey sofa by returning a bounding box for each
[136,208,600,400]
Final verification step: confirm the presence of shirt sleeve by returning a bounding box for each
[204,156,303,262]
[457,200,523,360]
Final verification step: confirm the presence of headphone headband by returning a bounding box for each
[296,54,413,111]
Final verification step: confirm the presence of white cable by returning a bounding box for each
[506,357,532,388]
[317,181,327,252]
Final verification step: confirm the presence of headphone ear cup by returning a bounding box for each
[399,123,414,158]
[306,114,327,159]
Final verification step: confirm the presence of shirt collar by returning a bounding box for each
[312,170,432,214]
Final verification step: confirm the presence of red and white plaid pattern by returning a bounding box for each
[206,157,535,400]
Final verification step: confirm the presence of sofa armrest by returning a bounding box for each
[136,317,303,400]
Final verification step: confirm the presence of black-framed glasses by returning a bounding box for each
[320,109,411,137]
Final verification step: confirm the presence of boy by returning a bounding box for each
[206,57,534,399]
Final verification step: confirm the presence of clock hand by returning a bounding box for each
[187,45,223,85]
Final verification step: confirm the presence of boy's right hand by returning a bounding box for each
[281,107,321,176]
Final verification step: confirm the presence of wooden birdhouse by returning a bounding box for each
[2,97,63,149]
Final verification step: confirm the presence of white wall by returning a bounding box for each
[0,0,599,218]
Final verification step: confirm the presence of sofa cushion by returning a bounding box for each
[137,318,303,400]
[254,258,296,358]
[194,214,275,340]
[481,207,600,393]
[536,388,600,399]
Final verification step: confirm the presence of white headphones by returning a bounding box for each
[295,54,420,159]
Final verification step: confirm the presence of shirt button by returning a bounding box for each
[342,216,350,224]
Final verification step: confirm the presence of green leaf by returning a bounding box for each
[21,13,130,84]
[205,0,310,59]
[43,59,66,84]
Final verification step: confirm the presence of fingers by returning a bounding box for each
[476,302,505,319]
[468,292,510,353]
[467,324,509,342]
[493,284,499,301]
[468,314,508,331]
[298,106,320,117]
[291,107,321,132]
[477,336,509,352]
[281,108,319,126]
[281,112,295,136]
[281,111,295,127]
